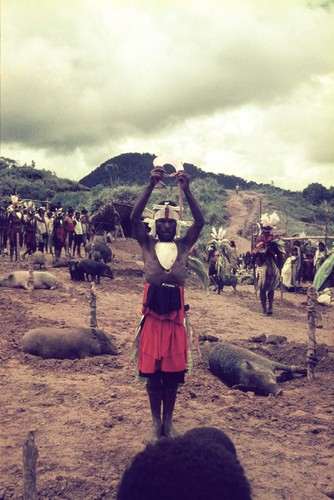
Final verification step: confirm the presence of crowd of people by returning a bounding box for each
[0,196,91,261]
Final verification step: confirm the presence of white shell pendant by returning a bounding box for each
[155,242,178,272]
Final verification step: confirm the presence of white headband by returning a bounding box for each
[144,202,191,239]
[152,203,180,222]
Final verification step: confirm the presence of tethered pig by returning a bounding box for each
[77,259,113,283]
[85,239,112,263]
[211,275,238,294]
[21,327,118,359]
[0,271,58,290]
[30,250,47,270]
[68,261,85,281]
[208,342,306,396]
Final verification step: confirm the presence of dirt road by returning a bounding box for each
[0,192,333,499]
[225,189,263,254]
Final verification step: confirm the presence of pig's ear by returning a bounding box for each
[243,360,255,372]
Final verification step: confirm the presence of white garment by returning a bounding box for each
[281,257,292,288]
[74,220,83,235]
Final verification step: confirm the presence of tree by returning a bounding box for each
[105,162,119,188]
[302,183,328,205]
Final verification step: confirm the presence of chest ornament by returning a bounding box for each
[155,242,178,273]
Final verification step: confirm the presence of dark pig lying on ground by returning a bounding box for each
[51,256,70,268]
[85,239,112,263]
[77,258,114,283]
[208,342,306,396]
[21,327,118,359]
[0,271,58,290]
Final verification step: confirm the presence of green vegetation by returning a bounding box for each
[0,157,90,205]
[1,154,333,248]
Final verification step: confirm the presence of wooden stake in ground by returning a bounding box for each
[306,286,319,381]
[28,255,34,291]
[90,282,97,329]
[23,431,38,500]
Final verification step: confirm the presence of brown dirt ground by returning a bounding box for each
[0,191,333,500]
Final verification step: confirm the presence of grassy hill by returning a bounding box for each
[1,154,333,245]
[78,152,333,239]
[79,152,257,191]
[0,157,90,207]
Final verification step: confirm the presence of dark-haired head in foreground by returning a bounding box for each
[117,427,252,500]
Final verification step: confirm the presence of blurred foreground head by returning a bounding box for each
[117,426,252,500]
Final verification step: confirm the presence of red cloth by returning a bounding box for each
[138,284,188,374]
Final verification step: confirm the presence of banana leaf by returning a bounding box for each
[188,256,210,291]
[313,253,334,292]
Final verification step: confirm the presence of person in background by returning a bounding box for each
[53,210,66,259]
[44,209,55,255]
[229,240,239,275]
[35,207,48,253]
[21,209,37,259]
[0,205,8,255]
[73,211,84,257]
[208,249,223,293]
[7,197,24,261]
[63,207,75,254]
[80,208,90,247]
[244,251,252,270]
[314,241,328,273]
[252,212,285,315]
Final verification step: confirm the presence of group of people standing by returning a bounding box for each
[281,239,330,291]
[0,197,91,261]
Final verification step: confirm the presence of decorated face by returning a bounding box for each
[211,250,221,262]
[155,218,177,242]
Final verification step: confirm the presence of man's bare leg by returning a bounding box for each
[260,288,267,314]
[162,384,179,439]
[144,376,162,444]
[267,290,274,315]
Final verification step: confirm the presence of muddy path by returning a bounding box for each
[224,189,263,255]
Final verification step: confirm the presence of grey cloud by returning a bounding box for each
[1,0,334,191]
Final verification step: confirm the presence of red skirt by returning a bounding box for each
[138,284,188,374]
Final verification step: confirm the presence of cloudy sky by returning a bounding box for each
[1,0,334,191]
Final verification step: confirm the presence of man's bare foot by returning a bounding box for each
[162,422,179,439]
[142,422,161,445]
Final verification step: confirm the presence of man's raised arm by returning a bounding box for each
[130,167,165,245]
[176,171,205,246]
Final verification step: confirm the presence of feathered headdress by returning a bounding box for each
[207,226,229,251]
[22,199,35,213]
[10,194,20,206]
[7,194,21,213]
[206,226,235,258]
[260,211,280,230]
